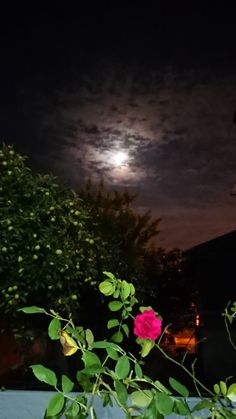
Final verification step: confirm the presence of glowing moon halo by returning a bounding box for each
[112,151,129,167]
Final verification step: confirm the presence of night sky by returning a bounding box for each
[1,3,236,250]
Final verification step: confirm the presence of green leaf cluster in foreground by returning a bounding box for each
[21,273,236,419]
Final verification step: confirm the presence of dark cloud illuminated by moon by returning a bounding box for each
[23,64,236,250]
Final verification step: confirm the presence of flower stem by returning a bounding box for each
[156,344,214,396]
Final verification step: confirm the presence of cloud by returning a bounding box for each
[7,62,236,248]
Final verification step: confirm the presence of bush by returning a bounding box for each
[0,145,106,327]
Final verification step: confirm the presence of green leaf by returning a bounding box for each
[47,392,65,417]
[191,399,214,412]
[113,289,120,298]
[173,399,189,416]
[227,383,236,402]
[220,380,227,395]
[103,271,115,280]
[129,283,135,295]
[134,363,143,378]
[142,397,160,419]
[140,339,154,358]
[68,327,85,345]
[62,374,74,393]
[115,355,130,379]
[139,306,153,313]
[19,306,46,314]
[85,329,94,348]
[169,377,189,397]
[30,364,57,387]
[81,365,105,375]
[106,347,119,361]
[131,390,153,407]
[214,383,220,394]
[111,331,123,343]
[120,281,130,300]
[155,392,174,416]
[48,318,61,340]
[219,407,236,419]
[76,371,92,392]
[107,319,119,329]
[114,380,128,405]
[154,380,171,394]
[127,381,139,390]
[92,340,121,350]
[99,281,114,296]
[121,323,129,337]
[82,351,101,368]
[108,301,123,311]
[65,400,80,418]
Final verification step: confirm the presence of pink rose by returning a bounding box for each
[134,309,162,341]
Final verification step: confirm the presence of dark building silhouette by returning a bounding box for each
[185,230,236,387]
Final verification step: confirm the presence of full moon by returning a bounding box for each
[112,151,129,167]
